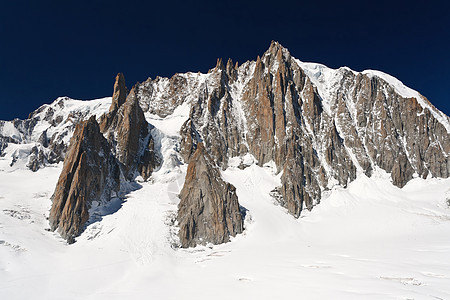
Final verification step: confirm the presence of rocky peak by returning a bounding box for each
[215,57,225,71]
[177,143,244,248]
[110,73,128,112]
[108,85,158,180]
[226,58,238,82]
[226,58,234,71]
[268,40,281,51]
[208,58,226,74]
[49,116,120,243]
[99,73,128,132]
[100,77,159,181]
[265,40,292,64]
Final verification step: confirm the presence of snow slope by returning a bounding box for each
[1,151,450,299]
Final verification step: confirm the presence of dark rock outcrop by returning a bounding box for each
[175,42,356,217]
[100,75,159,180]
[27,146,46,172]
[38,129,48,147]
[177,143,244,248]
[179,58,248,166]
[136,73,202,118]
[49,116,120,243]
[0,135,15,156]
[99,73,128,132]
[49,73,160,243]
[110,73,128,112]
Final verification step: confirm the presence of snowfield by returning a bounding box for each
[1,153,450,299]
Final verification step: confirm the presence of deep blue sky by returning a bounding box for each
[1,0,449,120]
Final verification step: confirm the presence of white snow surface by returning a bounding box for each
[1,147,450,299]
[145,100,191,138]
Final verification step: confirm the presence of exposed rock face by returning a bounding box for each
[239,43,356,213]
[48,73,159,243]
[99,73,128,132]
[177,143,244,248]
[26,145,46,172]
[110,73,128,112]
[146,41,449,219]
[173,42,357,216]
[100,75,159,180]
[178,57,249,166]
[49,116,120,243]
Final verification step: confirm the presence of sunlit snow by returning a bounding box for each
[1,137,450,299]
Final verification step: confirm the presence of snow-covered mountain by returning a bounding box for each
[0,96,112,171]
[1,41,450,299]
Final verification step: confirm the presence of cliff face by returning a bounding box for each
[325,69,450,187]
[99,73,128,133]
[177,143,244,248]
[49,116,120,243]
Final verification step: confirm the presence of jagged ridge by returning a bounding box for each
[139,41,450,217]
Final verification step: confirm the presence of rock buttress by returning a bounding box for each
[101,74,159,180]
[49,116,120,243]
[177,143,243,248]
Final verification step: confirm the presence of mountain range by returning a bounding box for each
[1,41,449,299]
